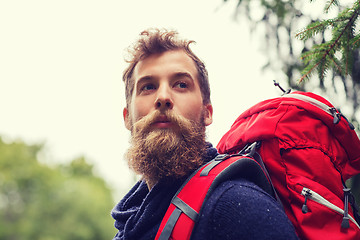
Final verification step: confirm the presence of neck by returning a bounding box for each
[145,178,157,190]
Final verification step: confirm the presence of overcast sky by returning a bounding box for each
[1,0,284,199]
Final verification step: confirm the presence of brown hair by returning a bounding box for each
[122,28,211,107]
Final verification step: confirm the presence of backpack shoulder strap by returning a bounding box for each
[155,154,274,240]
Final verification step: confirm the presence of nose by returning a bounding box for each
[155,85,173,111]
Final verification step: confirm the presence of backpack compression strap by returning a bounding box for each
[155,154,274,240]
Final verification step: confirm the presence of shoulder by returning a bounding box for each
[191,178,299,240]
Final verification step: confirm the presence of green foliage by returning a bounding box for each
[0,137,117,240]
[296,2,360,83]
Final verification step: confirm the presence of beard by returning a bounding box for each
[125,109,207,187]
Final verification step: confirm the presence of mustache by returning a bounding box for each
[132,110,192,134]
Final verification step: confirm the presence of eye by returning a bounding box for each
[174,82,188,89]
[141,83,156,92]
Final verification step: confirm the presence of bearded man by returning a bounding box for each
[111,28,299,240]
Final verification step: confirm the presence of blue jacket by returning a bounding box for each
[111,144,299,240]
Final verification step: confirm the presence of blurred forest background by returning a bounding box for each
[0,138,117,239]
[2,0,360,239]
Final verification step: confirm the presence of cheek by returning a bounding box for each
[131,98,154,122]
[176,97,205,121]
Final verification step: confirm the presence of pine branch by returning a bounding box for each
[299,60,320,82]
[328,53,343,73]
[342,25,354,75]
[351,35,360,48]
[301,45,327,63]
[325,0,339,13]
[298,2,360,83]
[296,20,331,41]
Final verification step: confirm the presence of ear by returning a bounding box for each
[203,104,213,126]
[123,107,131,130]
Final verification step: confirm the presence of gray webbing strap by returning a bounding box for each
[200,155,230,177]
[172,196,198,221]
[158,196,199,240]
[158,207,182,240]
[199,160,221,176]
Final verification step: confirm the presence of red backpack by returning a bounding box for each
[156,89,360,240]
[216,90,360,239]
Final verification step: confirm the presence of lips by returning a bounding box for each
[155,115,170,123]
[152,115,173,128]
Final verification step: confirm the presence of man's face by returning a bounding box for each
[123,50,213,131]
[123,50,213,187]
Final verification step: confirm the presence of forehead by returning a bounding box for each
[133,50,198,82]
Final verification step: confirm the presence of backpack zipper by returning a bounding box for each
[282,93,355,130]
[301,187,360,230]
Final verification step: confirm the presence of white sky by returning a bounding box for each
[1,0,283,199]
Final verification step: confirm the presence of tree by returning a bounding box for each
[0,137,117,240]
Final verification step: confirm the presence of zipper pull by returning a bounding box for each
[302,188,311,214]
[341,188,351,229]
[329,108,341,124]
[273,80,291,95]
[329,108,355,130]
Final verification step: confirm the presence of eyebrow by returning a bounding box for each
[135,75,156,89]
[171,72,194,81]
[137,75,155,83]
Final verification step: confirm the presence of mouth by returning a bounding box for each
[151,115,173,128]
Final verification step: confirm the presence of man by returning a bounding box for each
[111,28,299,240]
